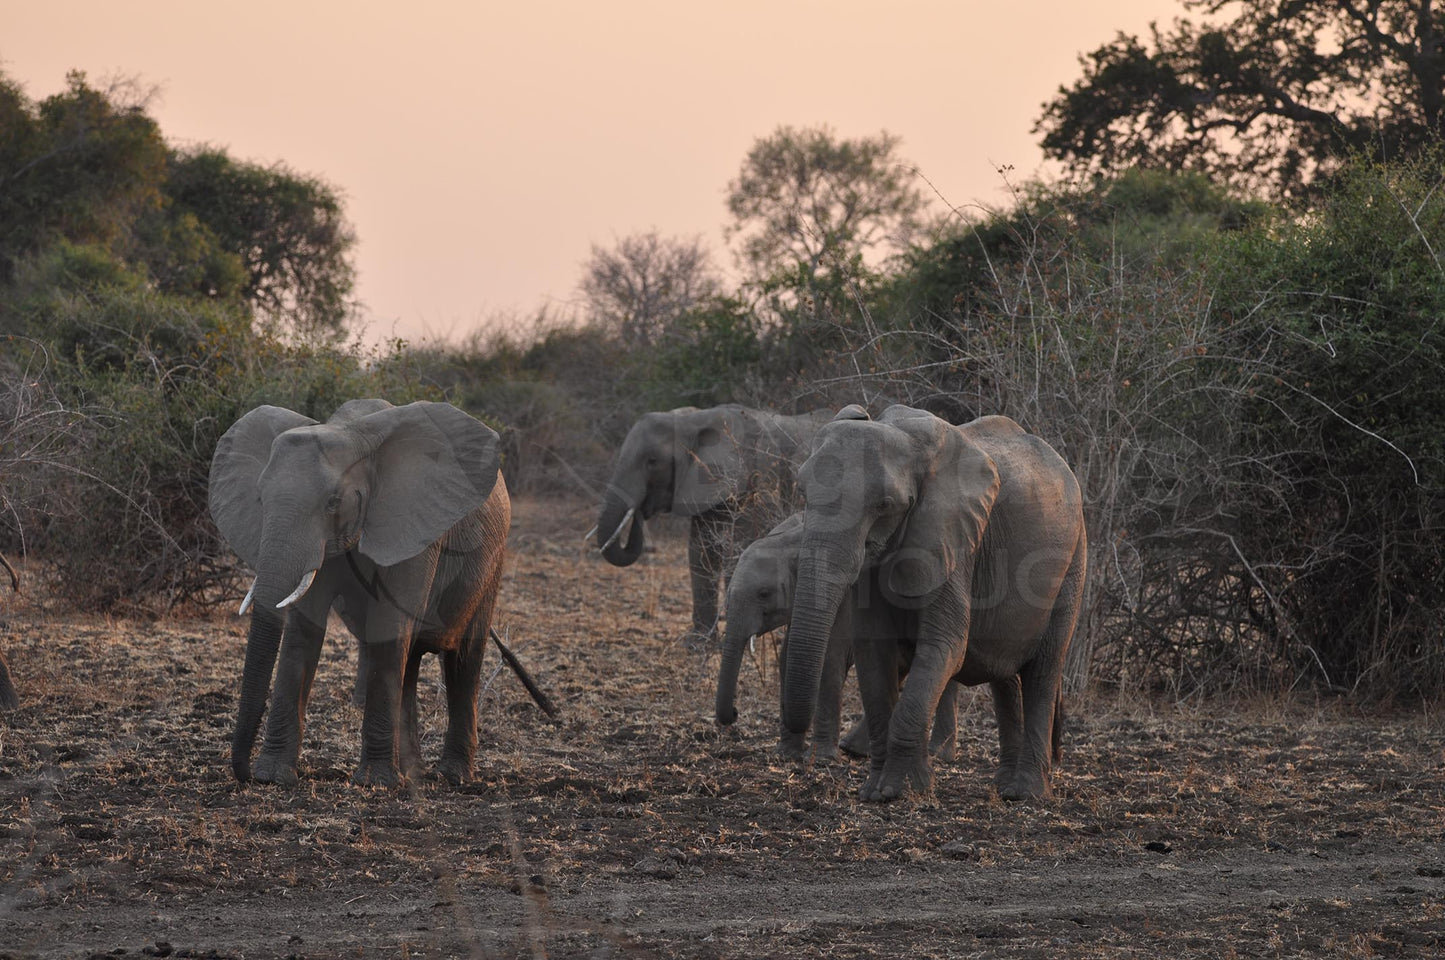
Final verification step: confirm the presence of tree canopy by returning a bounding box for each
[725,125,924,317]
[1035,0,1445,197]
[578,231,719,348]
[0,70,356,337]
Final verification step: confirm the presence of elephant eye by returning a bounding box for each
[326,493,342,514]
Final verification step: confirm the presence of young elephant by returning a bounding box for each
[714,513,961,762]
[209,399,509,787]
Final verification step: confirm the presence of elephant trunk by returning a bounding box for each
[232,602,283,781]
[782,547,855,734]
[715,613,757,726]
[231,521,322,781]
[597,491,646,567]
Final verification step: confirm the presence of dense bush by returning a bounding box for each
[0,246,434,611]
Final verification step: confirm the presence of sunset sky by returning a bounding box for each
[5,1,1182,343]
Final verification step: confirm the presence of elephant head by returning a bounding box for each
[782,405,998,735]
[714,512,804,726]
[596,406,752,566]
[208,399,501,780]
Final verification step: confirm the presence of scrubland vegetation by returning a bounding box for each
[2,65,1440,703]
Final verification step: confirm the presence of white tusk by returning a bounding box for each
[599,507,636,552]
[276,569,317,609]
[583,525,598,542]
[238,579,256,616]
[749,634,757,655]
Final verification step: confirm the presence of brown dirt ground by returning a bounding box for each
[0,496,1443,959]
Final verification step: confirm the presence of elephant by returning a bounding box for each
[209,398,510,787]
[0,550,18,710]
[596,403,832,645]
[713,512,960,762]
[783,405,1086,803]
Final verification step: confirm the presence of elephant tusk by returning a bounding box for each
[583,525,598,542]
[749,633,757,655]
[599,507,636,552]
[238,579,257,616]
[276,569,317,609]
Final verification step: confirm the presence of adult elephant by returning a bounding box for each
[0,551,18,710]
[596,404,831,645]
[784,405,1086,802]
[209,398,509,787]
[713,512,960,762]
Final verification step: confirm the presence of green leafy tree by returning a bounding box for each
[162,148,357,338]
[1036,1,1445,197]
[0,72,167,279]
[0,69,357,338]
[725,125,924,319]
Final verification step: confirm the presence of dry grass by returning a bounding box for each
[0,496,1442,958]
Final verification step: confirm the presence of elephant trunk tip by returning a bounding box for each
[231,750,252,783]
[716,702,738,726]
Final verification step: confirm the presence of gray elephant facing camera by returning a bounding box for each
[596,404,832,645]
[209,398,510,788]
[785,406,1086,803]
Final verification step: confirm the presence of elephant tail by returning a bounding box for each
[1052,690,1065,766]
[490,629,558,718]
[0,653,17,710]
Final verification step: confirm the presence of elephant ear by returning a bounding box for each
[209,405,318,569]
[673,408,749,516]
[354,401,502,566]
[883,415,1000,603]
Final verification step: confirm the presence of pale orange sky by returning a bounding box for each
[5,1,1182,344]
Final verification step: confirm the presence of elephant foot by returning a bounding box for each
[776,730,808,762]
[351,758,403,788]
[810,739,841,765]
[252,752,299,787]
[996,765,1051,802]
[929,732,957,762]
[862,754,932,803]
[437,754,474,786]
[838,719,871,758]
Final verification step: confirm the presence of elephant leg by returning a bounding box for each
[685,513,728,647]
[438,621,488,785]
[854,635,901,802]
[810,612,855,763]
[351,642,369,707]
[775,633,807,760]
[398,645,425,781]
[254,612,326,786]
[877,627,963,802]
[990,675,1024,792]
[929,680,961,761]
[1001,543,1085,802]
[353,634,409,787]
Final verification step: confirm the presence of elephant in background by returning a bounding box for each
[714,512,960,761]
[0,551,18,710]
[784,406,1086,802]
[596,403,832,645]
[209,398,510,787]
